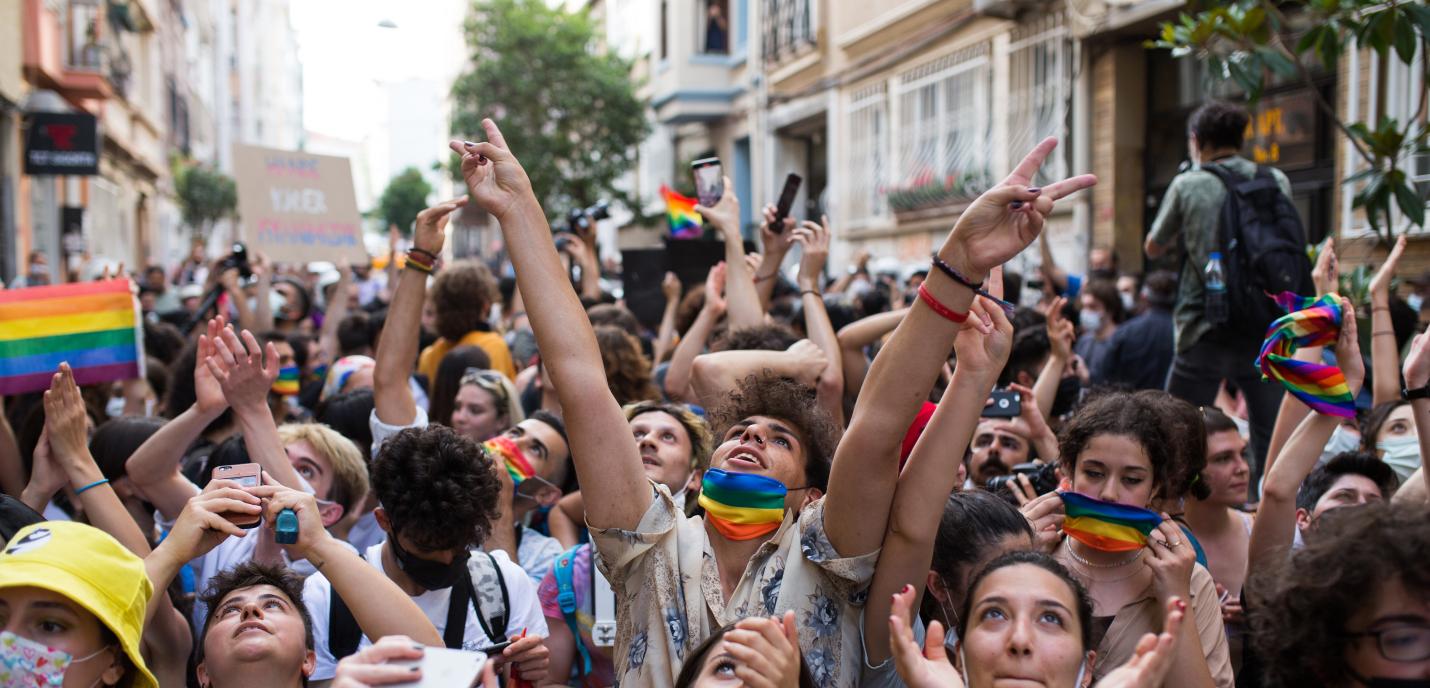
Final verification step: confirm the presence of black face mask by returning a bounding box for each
[389,533,469,590]
[1052,376,1083,417]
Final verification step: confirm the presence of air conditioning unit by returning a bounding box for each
[973,0,1050,19]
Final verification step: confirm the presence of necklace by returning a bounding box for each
[1067,542,1144,569]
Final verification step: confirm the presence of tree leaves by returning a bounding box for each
[378,167,433,237]
[176,165,238,236]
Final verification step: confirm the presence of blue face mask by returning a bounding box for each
[1376,434,1421,483]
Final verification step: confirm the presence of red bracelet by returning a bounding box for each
[918,283,968,323]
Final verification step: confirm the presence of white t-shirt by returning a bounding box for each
[516,525,563,585]
[302,542,549,680]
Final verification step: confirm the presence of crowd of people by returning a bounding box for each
[0,99,1426,688]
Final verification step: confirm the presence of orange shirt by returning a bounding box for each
[418,329,516,384]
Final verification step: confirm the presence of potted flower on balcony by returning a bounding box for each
[884,167,992,223]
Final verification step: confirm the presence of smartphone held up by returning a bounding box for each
[211,463,262,529]
[769,173,802,233]
[691,158,723,207]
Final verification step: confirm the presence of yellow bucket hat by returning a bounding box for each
[0,522,157,688]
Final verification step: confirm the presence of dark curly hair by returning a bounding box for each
[1188,100,1250,151]
[1134,390,1210,502]
[957,550,1093,651]
[1248,501,1429,687]
[595,325,659,405]
[198,562,313,665]
[430,259,498,342]
[712,323,800,352]
[371,425,502,551]
[1057,391,1186,502]
[709,374,840,492]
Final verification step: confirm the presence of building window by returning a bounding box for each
[659,0,669,61]
[1342,38,1428,235]
[846,83,889,223]
[894,44,993,203]
[1006,12,1071,185]
[702,0,729,55]
[763,0,813,64]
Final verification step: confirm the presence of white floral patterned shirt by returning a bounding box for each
[591,483,879,687]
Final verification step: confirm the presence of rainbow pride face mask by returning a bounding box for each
[485,436,536,484]
[271,365,301,396]
[698,468,787,541]
[1058,491,1163,553]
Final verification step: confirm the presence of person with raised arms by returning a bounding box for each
[447,119,1094,685]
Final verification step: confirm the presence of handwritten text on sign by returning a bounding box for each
[233,145,366,263]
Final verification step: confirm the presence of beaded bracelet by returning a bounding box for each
[930,255,1015,314]
[409,247,440,263]
[917,283,969,324]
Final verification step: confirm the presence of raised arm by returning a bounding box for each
[318,263,354,368]
[823,138,1096,556]
[207,327,304,490]
[793,216,844,424]
[836,308,907,405]
[252,253,275,333]
[451,121,649,530]
[865,279,1011,665]
[1368,236,1406,406]
[697,179,763,329]
[126,318,230,520]
[1263,257,1343,480]
[651,272,683,366]
[1037,234,1071,294]
[373,201,465,425]
[753,204,796,310]
[1249,299,1364,567]
[663,263,726,402]
[1033,296,1073,420]
[690,340,828,407]
[1402,330,1430,500]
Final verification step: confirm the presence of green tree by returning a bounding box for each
[175,164,237,238]
[378,167,434,236]
[1149,1,1430,240]
[450,0,649,220]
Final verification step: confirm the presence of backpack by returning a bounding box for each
[554,545,593,677]
[1199,163,1314,341]
[329,550,510,660]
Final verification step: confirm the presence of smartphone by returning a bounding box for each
[769,173,802,233]
[211,463,262,529]
[484,639,514,655]
[982,390,1022,418]
[389,647,488,688]
[691,158,723,207]
[514,475,556,503]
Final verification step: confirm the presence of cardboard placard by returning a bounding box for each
[233,144,366,264]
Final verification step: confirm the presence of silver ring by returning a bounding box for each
[1168,539,1182,548]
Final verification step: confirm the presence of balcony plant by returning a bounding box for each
[884,168,992,220]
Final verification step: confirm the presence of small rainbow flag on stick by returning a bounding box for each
[1256,292,1356,418]
[661,185,703,239]
[0,280,143,395]
[1059,491,1163,553]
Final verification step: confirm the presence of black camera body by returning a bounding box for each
[566,200,611,233]
[219,243,252,280]
[986,462,1060,503]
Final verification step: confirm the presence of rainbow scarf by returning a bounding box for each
[1059,491,1163,553]
[0,279,143,394]
[485,436,536,485]
[661,185,703,239]
[698,468,787,541]
[272,365,301,396]
[1256,292,1356,418]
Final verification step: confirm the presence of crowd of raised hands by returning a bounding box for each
[0,113,1425,688]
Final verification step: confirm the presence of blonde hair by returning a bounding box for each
[277,423,369,514]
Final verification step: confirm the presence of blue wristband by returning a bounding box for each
[74,479,110,495]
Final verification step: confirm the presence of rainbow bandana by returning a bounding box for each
[271,365,301,396]
[1255,292,1356,418]
[485,436,536,485]
[1059,491,1163,553]
[698,468,787,541]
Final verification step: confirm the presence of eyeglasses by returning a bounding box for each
[461,367,510,405]
[1346,623,1430,662]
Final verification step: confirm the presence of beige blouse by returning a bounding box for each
[1056,544,1234,687]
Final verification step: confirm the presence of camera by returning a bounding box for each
[566,200,611,233]
[986,462,1060,503]
[219,243,252,280]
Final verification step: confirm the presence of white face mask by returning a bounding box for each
[1119,292,1136,313]
[1078,310,1103,333]
[1319,424,1362,464]
[1408,293,1425,313]
[105,396,154,418]
[958,645,1088,688]
[1376,435,1421,483]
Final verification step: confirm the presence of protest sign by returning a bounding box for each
[233,144,367,263]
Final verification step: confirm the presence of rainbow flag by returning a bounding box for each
[661,185,703,239]
[0,280,143,395]
[1256,292,1356,418]
[1059,491,1163,553]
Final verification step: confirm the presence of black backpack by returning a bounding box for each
[1199,163,1314,341]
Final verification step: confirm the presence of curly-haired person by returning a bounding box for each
[417,259,516,380]
[1248,501,1429,687]
[298,424,550,682]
